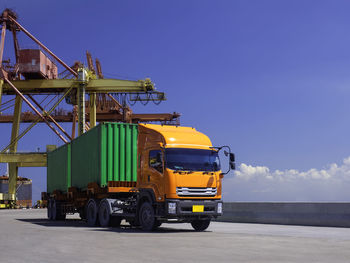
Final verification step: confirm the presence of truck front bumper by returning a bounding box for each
[164,199,223,218]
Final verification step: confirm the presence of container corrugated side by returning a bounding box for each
[71,123,138,189]
[71,124,101,189]
[47,143,71,193]
[101,123,138,185]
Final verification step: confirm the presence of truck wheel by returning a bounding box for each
[98,200,111,227]
[87,199,100,227]
[51,199,57,220]
[47,199,53,220]
[51,199,66,220]
[191,219,211,231]
[139,201,156,231]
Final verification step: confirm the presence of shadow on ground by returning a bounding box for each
[15,218,205,234]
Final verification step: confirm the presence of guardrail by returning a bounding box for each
[216,202,350,227]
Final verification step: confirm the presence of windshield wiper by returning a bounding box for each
[172,168,193,174]
[179,167,194,174]
[172,166,183,173]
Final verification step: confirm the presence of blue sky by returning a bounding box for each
[1,0,350,202]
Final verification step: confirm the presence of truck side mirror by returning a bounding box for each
[215,145,235,175]
[230,153,235,162]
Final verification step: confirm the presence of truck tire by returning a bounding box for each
[47,199,53,220]
[139,201,156,231]
[51,199,66,221]
[98,200,111,227]
[87,199,99,227]
[51,199,57,220]
[191,219,211,231]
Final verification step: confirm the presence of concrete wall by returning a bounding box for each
[217,202,350,227]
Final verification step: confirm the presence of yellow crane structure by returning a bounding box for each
[0,9,170,208]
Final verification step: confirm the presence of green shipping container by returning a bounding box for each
[47,143,71,193]
[47,123,138,193]
[71,122,138,190]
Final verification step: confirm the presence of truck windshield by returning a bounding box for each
[165,148,220,172]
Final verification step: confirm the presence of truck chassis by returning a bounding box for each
[43,182,222,231]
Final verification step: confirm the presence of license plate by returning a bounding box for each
[192,205,204,212]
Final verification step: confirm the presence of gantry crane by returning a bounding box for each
[0,9,177,207]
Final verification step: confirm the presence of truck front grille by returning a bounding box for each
[176,187,217,197]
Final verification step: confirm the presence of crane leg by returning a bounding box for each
[0,79,3,111]
[89,93,96,128]
[8,95,22,207]
[77,86,86,136]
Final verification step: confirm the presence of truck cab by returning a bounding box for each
[136,124,232,231]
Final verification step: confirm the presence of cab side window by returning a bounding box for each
[149,150,163,173]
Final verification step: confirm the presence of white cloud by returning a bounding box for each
[222,156,350,201]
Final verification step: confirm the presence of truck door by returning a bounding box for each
[145,149,164,200]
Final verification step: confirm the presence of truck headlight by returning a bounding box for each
[217,203,223,214]
[168,202,177,214]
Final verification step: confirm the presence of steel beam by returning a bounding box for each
[2,79,156,94]
[0,20,6,110]
[12,28,20,64]
[86,51,95,74]
[0,79,3,110]
[17,162,46,167]
[95,58,103,79]
[2,79,75,94]
[8,95,22,202]
[72,106,77,139]
[9,96,22,152]
[27,95,72,140]
[0,153,46,163]
[0,21,6,66]
[107,93,123,111]
[0,112,180,123]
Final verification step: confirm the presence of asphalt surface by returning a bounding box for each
[1,209,350,263]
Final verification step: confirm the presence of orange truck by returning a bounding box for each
[43,122,235,231]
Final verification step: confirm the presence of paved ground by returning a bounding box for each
[1,209,350,263]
